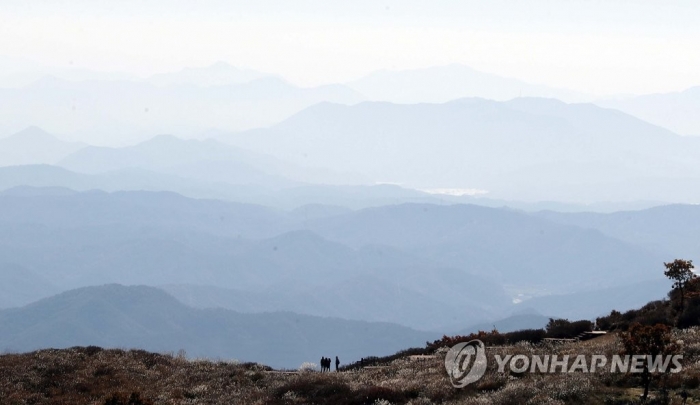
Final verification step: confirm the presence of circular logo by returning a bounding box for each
[444,339,487,388]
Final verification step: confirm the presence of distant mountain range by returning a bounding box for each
[3,61,700,148]
[57,133,365,186]
[0,73,363,145]
[0,163,669,213]
[0,164,464,211]
[146,61,273,87]
[458,313,553,336]
[596,86,700,136]
[296,203,664,291]
[0,187,682,329]
[220,97,700,203]
[0,189,509,329]
[519,278,672,321]
[9,126,655,212]
[0,262,58,308]
[0,284,435,369]
[348,64,590,103]
[1,60,697,355]
[3,122,676,211]
[0,126,84,166]
[536,204,700,260]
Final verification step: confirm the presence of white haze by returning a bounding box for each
[1,0,700,95]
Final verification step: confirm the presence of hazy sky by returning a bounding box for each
[1,0,700,95]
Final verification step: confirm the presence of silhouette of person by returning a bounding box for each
[335,356,340,371]
[320,357,325,372]
[360,357,364,368]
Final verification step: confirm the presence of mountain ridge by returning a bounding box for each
[0,127,86,166]
[219,97,700,202]
[0,284,436,368]
[347,64,590,103]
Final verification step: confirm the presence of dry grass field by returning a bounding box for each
[2,327,700,404]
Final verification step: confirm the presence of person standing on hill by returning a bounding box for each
[335,356,340,372]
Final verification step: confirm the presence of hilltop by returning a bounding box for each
[0,285,434,369]
[1,329,698,404]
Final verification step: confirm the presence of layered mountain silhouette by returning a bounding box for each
[0,127,84,166]
[596,86,700,136]
[536,204,700,260]
[0,165,270,203]
[0,188,677,328]
[0,284,435,368]
[458,313,553,336]
[0,76,363,145]
[297,203,663,290]
[58,134,364,186]
[517,278,672,320]
[0,165,462,210]
[221,97,700,202]
[2,57,699,367]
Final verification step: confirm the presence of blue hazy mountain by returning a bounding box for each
[298,203,664,291]
[515,278,673,321]
[0,76,364,145]
[0,188,674,328]
[457,313,553,335]
[596,86,700,136]
[161,257,512,331]
[0,165,287,204]
[0,262,58,309]
[0,190,510,328]
[220,97,700,203]
[0,187,291,239]
[58,134,364,186]
[0,126,85,166]
[536,204,700,260]
[0,163,668,213]
[0,285,435,369]
[0,166,457,210]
